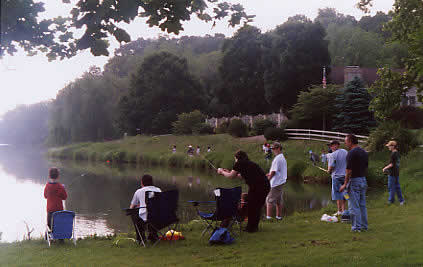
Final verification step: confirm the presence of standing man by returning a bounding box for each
[327,140,348,216]
[382,140,405,205]
[340,134,368,232]
[266,142,287,220]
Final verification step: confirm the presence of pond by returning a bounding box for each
[0,146,332,243]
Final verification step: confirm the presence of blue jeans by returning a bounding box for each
[348,177,368,231]
[388,176,404,203]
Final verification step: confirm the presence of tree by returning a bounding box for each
[314,8,357,29]
[358,11,391,37]
[289,85,340,131]
[368,68,408,121]
[333,77,376,135]
[1,0,251,59]
[217,25,269,115]
[118,51,206,134]
[172,110,206,135]
[262,18,330,111]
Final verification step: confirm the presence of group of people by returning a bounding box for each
[173,145,212,156]
[43,134,404,242]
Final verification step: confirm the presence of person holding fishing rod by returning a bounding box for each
[327,140,348,216]
[44,168,67,230]
[217,150,270,233]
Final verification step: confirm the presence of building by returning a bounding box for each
[329,66,422,107]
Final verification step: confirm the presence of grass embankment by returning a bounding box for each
[3,138,423,265]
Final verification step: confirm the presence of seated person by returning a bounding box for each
[44,167,67,230]
[129,174,162,242]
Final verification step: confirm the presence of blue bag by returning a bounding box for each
[209,227,234,245]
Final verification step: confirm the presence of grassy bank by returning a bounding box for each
[1,196,422,266]
[48,134,398,184]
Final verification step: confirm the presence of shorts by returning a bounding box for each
[266,184,284,205]
[332,177,345,200]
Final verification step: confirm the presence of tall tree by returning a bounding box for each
[314,8,357,29]
[289,85,340,131]
[262,18,330,111]
[217,25,269,115]
[333,77,376,135]
[118,52,206,134]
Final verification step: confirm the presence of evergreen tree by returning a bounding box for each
[333,77,376,135]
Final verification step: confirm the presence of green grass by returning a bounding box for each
[1,197,422,266]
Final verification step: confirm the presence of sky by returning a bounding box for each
[0,0,395,117]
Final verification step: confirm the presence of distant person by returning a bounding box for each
[172,145,176,153]
[217,150,270,233]
[327,140,348,216]
[262,142,268,154]
[382,141,404,205]
[321,149,327,167]
[327,144,332,153]
[207,146,212,153]
[340,134,369,232]
[129,174,162,242]
[196,146,200,155]
[187,145,194,156]
[265,144,272,161]
[44,168,67,229]
[309,150,319,165]
[266,142,287,220]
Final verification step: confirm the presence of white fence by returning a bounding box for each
[285,129,369,144]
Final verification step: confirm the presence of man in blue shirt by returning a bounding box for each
[340,134,369,232]
[327,140,348,216]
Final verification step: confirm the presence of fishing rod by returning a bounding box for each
[201,156,218,170]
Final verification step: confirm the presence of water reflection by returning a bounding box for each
[0,146,333,243]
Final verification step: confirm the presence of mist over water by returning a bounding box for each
[0,146,331,242]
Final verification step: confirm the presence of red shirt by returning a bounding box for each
[44,182,67,212]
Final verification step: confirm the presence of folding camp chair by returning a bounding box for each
[190,186,242,238]
[125,190,179,247]
[45,211,76,247]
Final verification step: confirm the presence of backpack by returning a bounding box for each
[209,227,234,245]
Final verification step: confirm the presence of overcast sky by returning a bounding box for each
[0,0,395,117]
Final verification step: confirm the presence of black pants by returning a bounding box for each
[47,212,53,229]
[246,181,270,232]
[129,213,158,242]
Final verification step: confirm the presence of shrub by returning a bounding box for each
[112,151,126,162]
[215,121,229,134]
[73,150,88,161]
[193,123,214,135]
[288,160,308,178]
[253,119,277,135]
[264,127,288,141]
[367,121,419,154]
[172,110,205,135]
[227,119,248,137]
[168,153,186,167]
[103,151,114,162]
[389,106,423,129]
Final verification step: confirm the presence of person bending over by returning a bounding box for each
[217,150,270,233]
[44,167,67,230]
[129,174,162,242]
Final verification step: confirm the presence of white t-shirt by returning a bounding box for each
[131,186,162,221]
[269,153,287,187]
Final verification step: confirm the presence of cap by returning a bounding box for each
[386,140,397,147]
[328,140,340,146]
[271,142,282,149]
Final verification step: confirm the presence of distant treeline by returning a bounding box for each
[0,8,406,146]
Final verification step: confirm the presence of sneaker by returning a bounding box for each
[333,211,342,216]
[275,216,283,220]
[351,229,361,233]
[400,201,405,206]
[266,216,272,220]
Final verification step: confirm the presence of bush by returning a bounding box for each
[73,150,88,161]
[227,119,248,137]
[288,160,308,178]
[193,123,214,135]
[112,151,126,162]
[253,119,276,135]
[172,110,205,135]
[168,153,186,167]
[215,121,229,134]
[367,121,419,154]
[264,127,288,141]
[389,106,423,129]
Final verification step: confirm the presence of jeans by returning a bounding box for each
[388,176,404,203]
[348,177,368,231]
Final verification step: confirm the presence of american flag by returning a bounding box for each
[322,67,327,88]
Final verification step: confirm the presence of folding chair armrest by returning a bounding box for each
[187,200,215,207]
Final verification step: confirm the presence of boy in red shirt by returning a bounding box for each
[44,168,67,229]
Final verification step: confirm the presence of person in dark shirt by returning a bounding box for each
[217,150,270,233]
[382,140,404,205]
[340,134,368,232]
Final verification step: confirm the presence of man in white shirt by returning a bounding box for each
[129,174,162,241]
[266,142,287,220]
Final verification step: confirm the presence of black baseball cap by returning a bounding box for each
[328,140,340,146]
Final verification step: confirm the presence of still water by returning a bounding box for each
[0,146,331,243]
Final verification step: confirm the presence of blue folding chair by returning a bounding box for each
[190,186,242,238]
[45,211,76,246]
[125,190,179,247]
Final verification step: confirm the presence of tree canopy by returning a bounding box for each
[0,0,251,59]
